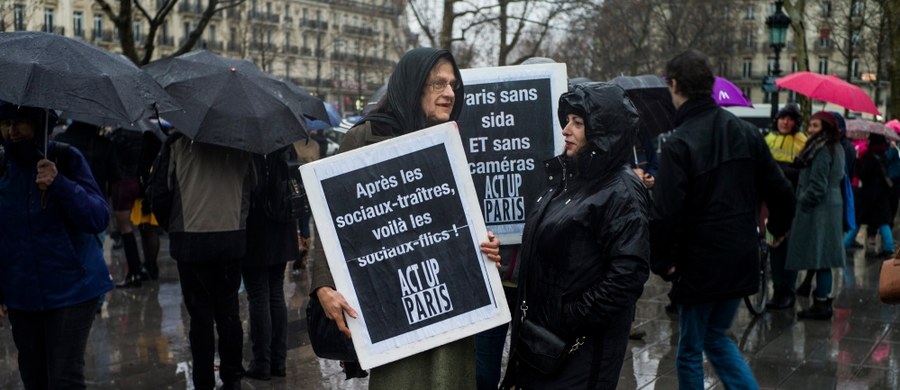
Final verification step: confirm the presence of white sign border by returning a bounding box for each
[459,62,568,244]
[300,121,511,370]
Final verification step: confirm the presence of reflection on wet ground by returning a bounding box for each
[2,232,900,389]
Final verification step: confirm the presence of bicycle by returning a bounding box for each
[743,237,770,316]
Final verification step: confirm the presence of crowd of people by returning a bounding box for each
[0,45,896,390]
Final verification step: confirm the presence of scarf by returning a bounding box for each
[796,134,828,167]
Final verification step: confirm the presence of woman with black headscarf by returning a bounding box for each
[502,82,650,389]
[309,47,502,389]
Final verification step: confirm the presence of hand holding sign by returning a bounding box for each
[315,287,358,337]
[480,231,502,268]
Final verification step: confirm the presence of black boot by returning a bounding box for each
[116,273,142,288]
[797,298,833,320]
[766,288,796,310]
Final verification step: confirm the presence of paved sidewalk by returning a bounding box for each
[1,234,899,389]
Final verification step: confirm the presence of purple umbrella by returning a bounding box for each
[713,76,753,107]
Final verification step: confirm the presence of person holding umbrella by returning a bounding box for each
[0,105,114,389]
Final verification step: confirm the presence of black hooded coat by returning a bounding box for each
[511,83,650,389]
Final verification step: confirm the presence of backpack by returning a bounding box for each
[142,133,183,231]
[258,145,308,222]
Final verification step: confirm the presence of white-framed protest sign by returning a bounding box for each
[458,63,568,245]
[300,122,511,370]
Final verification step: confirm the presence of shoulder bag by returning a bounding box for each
[880,249,900,304]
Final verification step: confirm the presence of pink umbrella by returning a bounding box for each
[712,76,753,107]
[775,71,879,115]
[886,119,900,134]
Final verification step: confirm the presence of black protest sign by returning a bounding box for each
[458,64,567,243]
[300,123,509,368]
[321,144,491,342]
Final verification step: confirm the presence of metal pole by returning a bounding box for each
[770,45,781,122]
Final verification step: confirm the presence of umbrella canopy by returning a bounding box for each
[363,83,388,115]
[886,119,900,134]
[607,75,676,138]
[776,71,880,115]
[143,50,308,154]
[0,31,178,129]
[713,76,752,107]
[304,101,342,131]
[845,119,900,142]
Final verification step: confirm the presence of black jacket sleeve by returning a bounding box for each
[649,139,690,279]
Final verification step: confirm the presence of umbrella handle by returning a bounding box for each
[39,108,49,192]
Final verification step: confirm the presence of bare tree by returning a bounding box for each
[94,0,245,66]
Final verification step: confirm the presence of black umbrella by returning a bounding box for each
[143,50,308,154]
[608,74,676,138]
[0,31,179,130]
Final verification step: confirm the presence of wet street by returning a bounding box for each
[2,231,900,389]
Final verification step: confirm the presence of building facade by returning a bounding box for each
[715,0,889,117]
[1,0,411,116]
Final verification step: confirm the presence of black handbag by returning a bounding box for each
[515,306,585,375]
[306,295,358,361]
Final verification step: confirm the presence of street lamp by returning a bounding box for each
[766,0,792,122]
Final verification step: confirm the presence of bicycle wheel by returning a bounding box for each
[744,240,770,316]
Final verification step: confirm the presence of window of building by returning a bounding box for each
[333,66,340,80]
[851,31,861,47]
[285,60,291,78]
[134,21,143,43]
[302,8,307,22]
[717,61,728,77]
[791,58,798,72]
[818,57,828,74]
[742,58,752,79]
[818,28,831,48]
[744,4,754,19]
[183,22,190,40]
[767,57,775,74]
[851,0,864,17]
[266,30,273,46]
[44,8,55,33]
[14,5,26,31]
[265,2,272,16]
[207,25,216,43]
[73,12,84,37]
[743,29,754,48]
[229,27,237,43]
[821,1,832,17]
[316,9,321,22]
[851,58,860,79]
[93,14,103,39]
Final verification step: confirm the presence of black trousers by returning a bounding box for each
[242,263,288,374]
[177,260,243,389]
[7,298,99,390]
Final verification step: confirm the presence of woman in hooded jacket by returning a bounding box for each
[504,82,650,389]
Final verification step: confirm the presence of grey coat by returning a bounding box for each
[786,143,846,270]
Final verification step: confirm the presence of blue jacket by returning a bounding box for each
[0,141,113,311]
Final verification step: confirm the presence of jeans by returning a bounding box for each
[7,298,99,390]
[769,237,797,293]
[844,224,894,252]
[242,263,288,374]
[677,298,759,390]
[177,260,244,390]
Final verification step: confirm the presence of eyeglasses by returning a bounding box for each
[427,79,461,92]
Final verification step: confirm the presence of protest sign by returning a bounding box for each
[300,122,510,369]
[458,63,567,244]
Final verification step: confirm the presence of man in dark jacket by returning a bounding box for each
[650,50,795,389]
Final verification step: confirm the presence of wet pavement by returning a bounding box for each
[2,230,900,389]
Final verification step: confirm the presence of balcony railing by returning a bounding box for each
[300,19,328,30]
[204,40,224,51]
[156,35,174,46]
[227,42,241,52]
